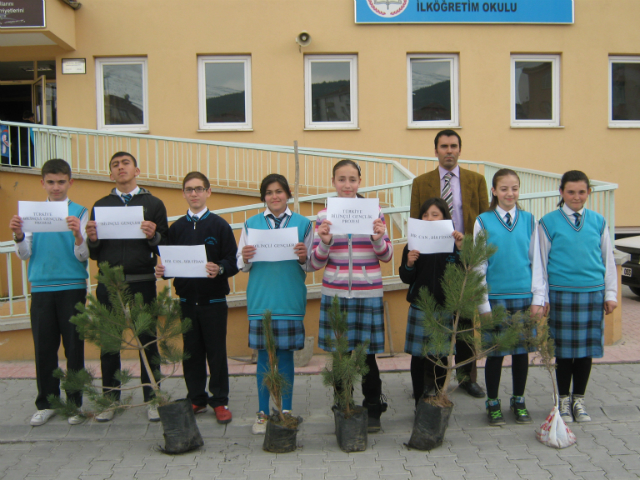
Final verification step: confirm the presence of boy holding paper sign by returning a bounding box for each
[85,151,169,422]
[9,158,88,426]
[155,172,238,423]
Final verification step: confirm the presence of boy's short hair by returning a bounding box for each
[109,151,137,169]
[41,159,72,179]
[182,171,210,190]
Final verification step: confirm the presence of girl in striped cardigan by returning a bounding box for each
[311,159,393,432]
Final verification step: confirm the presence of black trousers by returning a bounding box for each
[31,289,86,410]
[180,301,230,408]
[456,317,477,383]
[96,281,160,402]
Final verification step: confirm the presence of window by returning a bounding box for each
[305,55,358,130]
[198,56,252,131]
[511,54,560,127]
[96,57,148,132]
[407,54,459,128]
[609,56,640,128]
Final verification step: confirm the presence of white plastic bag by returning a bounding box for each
[535,405,577,449]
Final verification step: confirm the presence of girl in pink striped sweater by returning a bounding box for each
[311,159,393,432]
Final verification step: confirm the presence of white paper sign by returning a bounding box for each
[407,218,455,254]
[247,227,299,262]
[19,201,69,233]
[326,197,379,235]
[159,245,208,278]
[94,206,146,239]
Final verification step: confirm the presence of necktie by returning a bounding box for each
[442,172,454,217]
[269,214,284,228]
[505,212,512,227]
[573,212,581,227]
[121,193,132,204]
[192,214,199,230]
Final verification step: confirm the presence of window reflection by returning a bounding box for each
[411,60,451,122]
[612,63,640,121]
[205,62,246,123]
[311,62,351,122]
[103,64,144,125]
[515,61,552,120]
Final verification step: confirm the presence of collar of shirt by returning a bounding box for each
[115,186,140,198]
[263,206,292,219]
[561,204,584,219]
[438,164,460,180]
[189,207,208,218]
[495,205,517,218]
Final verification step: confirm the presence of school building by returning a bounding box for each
[0,0,636,359]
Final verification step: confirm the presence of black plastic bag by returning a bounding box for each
[263,414,299,453]
[157,399,204,454]
[333,406,368,452]
[407,400,453,451]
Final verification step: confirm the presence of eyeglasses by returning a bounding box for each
[184,187,207,194]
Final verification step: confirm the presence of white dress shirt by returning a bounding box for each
[439,165,464,234]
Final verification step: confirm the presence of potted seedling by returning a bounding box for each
[261,310,302,453]
[322,295,370,453]
[408,232,536,450]
[50,262,203,454]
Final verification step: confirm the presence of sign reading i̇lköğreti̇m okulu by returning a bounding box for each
[354,0,574,24]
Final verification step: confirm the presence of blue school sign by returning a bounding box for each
[355,0,574,24]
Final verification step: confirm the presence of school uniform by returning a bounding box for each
[475,206,545,357]
[539,205,617,359]
[15,199,89,410]
[237,207,314,350]
[166,208,238,408]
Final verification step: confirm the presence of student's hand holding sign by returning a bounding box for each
[141,220,157,240]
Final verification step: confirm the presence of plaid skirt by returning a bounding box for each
[248,319,305,351]
[549,290,605,359]
[318,295,385,354]
[486,297,536,357]
[404,305,453,357]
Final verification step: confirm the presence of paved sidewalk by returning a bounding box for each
[0,288,637,479]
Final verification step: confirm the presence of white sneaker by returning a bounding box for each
[68,414,85,425]
[252,411,267,435]
[30,409,56,426]
[147,404,160,422]
[95,410,115,422]
[572,396,591,422]
[559,395,573,423]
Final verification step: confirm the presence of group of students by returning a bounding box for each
[400,167,617,427]
[9,149,616,433]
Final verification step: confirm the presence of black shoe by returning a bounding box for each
[459,381,486,398]
[510,396,532,424]
[486,399,506,426]
[363,395,388,433]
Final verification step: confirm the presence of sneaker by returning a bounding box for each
[95,410,115,423]
[68,414,85,425]
[558,395,573,423]
[252,411,267,435]
[486,399,506,426]
[572,395,591,422]
[30,409,56,426]
[192,404,207,414]
[213,405,232,424]
[510,396,532,424]
[147,404,161,422]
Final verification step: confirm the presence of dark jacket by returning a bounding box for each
[167,210,239,303]
[399,245,460,306]
[88,187,168,278]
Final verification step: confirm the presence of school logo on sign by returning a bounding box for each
[366,0,409,17]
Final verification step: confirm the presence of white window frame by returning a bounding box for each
[95,57,149,132]
[197,55,252,131]
[510,54,560,128]
[609,55,640,128]
[304,55,358,130]
[407,54,459,129]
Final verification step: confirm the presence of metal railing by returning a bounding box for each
[0,122,618,322]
